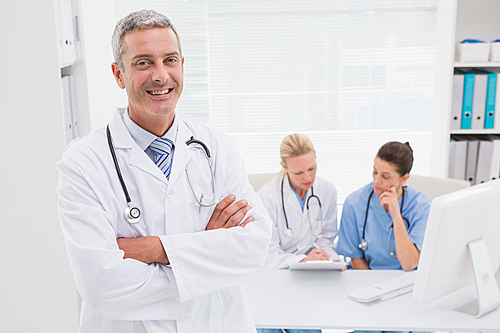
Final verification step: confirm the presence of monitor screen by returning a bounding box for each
[413,178,500,317]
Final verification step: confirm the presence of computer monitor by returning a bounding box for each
[413,179,500,318]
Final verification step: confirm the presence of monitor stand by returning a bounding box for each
[437,238,500,318]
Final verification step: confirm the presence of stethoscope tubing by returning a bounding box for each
[360,186,409,256]
[281,175,322,237]
[107,125,132,205]
[107,126,218,225]
[185,137,218,207]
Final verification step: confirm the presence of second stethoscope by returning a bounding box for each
[358,186,410,258]
[106,125,218,225]
[281,175,323,238]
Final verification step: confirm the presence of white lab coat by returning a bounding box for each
[57,108,272,333]
[258,175,339,269]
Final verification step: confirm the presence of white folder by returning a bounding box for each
[451,74,464,130]
[448,140,467,180]
[465,140,479,183]
[475,140,494,184]
[489,140,500,182]
[471,74,488,130]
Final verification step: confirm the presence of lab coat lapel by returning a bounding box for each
[108,109,168,184]
[168,118,193,188]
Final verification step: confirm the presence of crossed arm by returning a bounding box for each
[117,194,254,264]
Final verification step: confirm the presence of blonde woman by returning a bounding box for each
[256,134,339,333]
[258,134,340,270]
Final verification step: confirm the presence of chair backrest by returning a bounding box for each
[405,174,470,201]
[247,173,277,192]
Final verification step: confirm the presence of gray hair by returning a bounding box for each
[112,10,181,69]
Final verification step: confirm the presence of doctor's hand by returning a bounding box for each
[117,236,169,265]
[206,195,254,230]
[300,249,330,262]
[378,186,399,213]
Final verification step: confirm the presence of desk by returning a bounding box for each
[242,269,500,331]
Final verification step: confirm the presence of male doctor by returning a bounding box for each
[57,10,271,333]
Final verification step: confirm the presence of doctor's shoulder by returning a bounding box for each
[59,128,107,164]
[257,177,281,201]
[316,176,337,196]
[182,118,237,156]
[342,183,372,209]
[402,186,431,213]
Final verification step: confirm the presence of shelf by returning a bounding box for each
[450,129,500,135]
[454,62,500,68]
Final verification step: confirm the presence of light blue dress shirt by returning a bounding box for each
[122,109,178,165]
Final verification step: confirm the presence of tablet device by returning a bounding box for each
[289,261,346,270]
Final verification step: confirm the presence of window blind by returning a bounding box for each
[114,0,437,203]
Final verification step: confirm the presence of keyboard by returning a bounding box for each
[347,271,417,303]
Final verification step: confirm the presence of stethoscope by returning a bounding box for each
[281,175,323,238]
[106,125,218,224]
[358,186,409,258]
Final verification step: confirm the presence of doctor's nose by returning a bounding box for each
[152,63,169,84]
[304,171,314,182]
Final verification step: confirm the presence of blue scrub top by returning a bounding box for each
[337,182,431,270]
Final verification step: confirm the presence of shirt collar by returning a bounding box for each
[123,108,178,150]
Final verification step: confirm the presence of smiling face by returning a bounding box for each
[372,156,409,197]
[111,27,184,136]
[282,151,317,196]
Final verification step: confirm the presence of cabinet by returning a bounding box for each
[54,0,90,146]
[431,0,500,179]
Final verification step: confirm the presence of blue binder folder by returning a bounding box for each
[461,74,474,129]
[484,73,497,129]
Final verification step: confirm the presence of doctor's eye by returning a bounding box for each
[165,57,179,65]
[135,60,151,67]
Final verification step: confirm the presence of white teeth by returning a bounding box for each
[150,89,171,95]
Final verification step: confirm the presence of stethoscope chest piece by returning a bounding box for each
[359,239,368,251]
[124,205,141,224]
[283,228,293,238]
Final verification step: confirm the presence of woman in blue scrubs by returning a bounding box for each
[337,141,430,333]
[337,141,430,271]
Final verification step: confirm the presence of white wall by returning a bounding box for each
[79,0,128,130]
[0,0,79,331]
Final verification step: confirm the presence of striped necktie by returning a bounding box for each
[149,137,174,180]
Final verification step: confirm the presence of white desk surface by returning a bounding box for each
[242,269,500,331]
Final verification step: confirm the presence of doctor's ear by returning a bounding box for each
[111,62,126,89]
[280,161,287,170]
[401,173,410,184]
